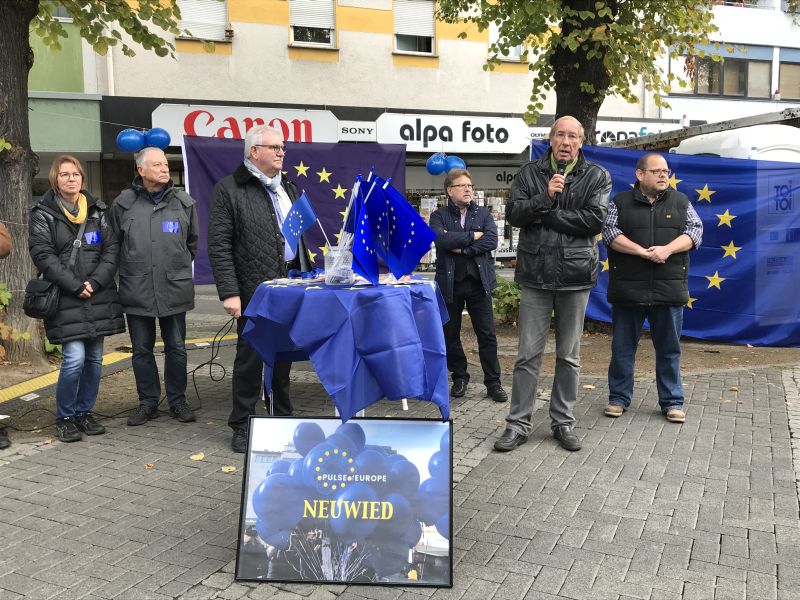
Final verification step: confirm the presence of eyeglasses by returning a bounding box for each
[552,132,581,142]
[643,169,670,177]
[255,144,287,154]
[57,172,82,180]
[448,183,474,190]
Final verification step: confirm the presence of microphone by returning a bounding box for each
[554,160,568,203]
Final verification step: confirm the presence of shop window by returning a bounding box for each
[177,0,229,42]
[290,0,336,48]
[488,22,524,62]
[394,0,435,56]
[779,63,800,99]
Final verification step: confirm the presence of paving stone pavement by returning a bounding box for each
[1,344,799,600]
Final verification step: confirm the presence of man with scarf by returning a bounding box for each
[110,147,199,428]
[494,116,611,453]
[208,125,311,453]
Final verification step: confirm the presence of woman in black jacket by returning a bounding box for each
[28,155,125,443]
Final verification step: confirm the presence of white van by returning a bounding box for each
[670,124,800,163]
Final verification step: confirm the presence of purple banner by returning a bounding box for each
[183,136,406,285]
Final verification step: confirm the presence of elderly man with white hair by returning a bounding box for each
[208,126,311,453]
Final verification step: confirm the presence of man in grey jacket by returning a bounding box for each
[110,147,199,426]
[494,116,611,453]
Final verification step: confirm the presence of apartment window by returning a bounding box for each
[394,0,435,55]
[672,55,770,98]
[488,22,524,62]
[779,63,800,99]
[177,0,229,41]
[290,0,336,48]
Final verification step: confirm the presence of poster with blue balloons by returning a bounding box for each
[236,417,452,587]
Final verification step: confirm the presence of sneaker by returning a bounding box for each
[231,428,248,453]
[75,412,106,435]
[487,384,508,403]
[665,408,686,423]
[55,418,82,443]
[0,427,10,450]
[127,405,159,426]
[169,402,196,423]
[553,425,581,451]
[451,379,467,398]
[604,404,624,418]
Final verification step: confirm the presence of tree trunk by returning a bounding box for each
[0,0,46,363]
[550,0,614,145]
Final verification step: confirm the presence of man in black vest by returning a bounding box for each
[602,153,703,423]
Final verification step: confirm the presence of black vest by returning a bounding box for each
[607,187,690,306]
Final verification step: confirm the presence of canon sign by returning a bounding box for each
[151,104,339,143]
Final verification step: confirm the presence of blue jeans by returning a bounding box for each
[608,305,684,413]
[55,338,104,421]
[127,313,187,409]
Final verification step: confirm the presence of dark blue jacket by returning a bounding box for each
[429,200,498,303]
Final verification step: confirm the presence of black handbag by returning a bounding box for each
[23,217,87,320]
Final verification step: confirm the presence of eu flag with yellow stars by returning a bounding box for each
[281,192,317,260]
[531,141,800,346]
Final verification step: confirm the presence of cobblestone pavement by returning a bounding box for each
[1,344,799,599]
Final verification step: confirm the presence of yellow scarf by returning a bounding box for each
[59,193,88,224]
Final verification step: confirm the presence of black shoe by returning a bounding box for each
[451,380,467,398]
[232,428,248,453]
[553,425,581,451]
[127,405,159,426]
[169,402,196,423]
[493,428,528,452]
[75,412,106,435]
[487,384,508,403]
[0,427,10,450]
[55,418,82,443]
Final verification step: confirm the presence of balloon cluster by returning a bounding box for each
[115,128,171,153]
[250,421,451,579]
[425,153,467,176]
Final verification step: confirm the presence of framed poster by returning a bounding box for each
[236,417,452,587]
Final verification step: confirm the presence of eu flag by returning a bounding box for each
[531,141,800,346]
[281,192,317,260]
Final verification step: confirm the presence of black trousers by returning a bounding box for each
[443,276,501,387]
[228,315,292,431]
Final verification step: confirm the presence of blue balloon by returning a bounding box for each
[386,459,420,499]
[440,428,450,454]
[268,459,292,476]
[427,450,448,481]
[415,478,448,526]
[435,514,449,539]
[401,520,422,548]
[144,127,171,150]
[335,422,366,453]
[293,422,326,456]
[380,493,413,536]
[287,457,305,488]
[255,516,280,541]
[386,453,407,465]
[116,129,145,153]
[251,473,304,524]
[445,155,467,172]
[426,153,446,175]
[263,529,291,550]
[303,443,348,495]
[329,483,380,541]
[325,433,357,460]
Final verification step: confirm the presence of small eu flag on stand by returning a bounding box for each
[281,192,317,261]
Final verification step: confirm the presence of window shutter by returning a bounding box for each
[177,0,228,41]
[394,0,435,38]
[290,0,336,29]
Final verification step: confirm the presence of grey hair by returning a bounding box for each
[548,116,585,142]
[244,125,282,158]
[134,147,163,167]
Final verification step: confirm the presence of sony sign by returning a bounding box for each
[151,104,339,143]
[377,113,530,154]
[338,120,376,142]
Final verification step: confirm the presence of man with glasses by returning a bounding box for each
[429,169,508,403]
[208,125,311,453]
[602,153,702,424]
[111,147,199,427]
[495,116,611,453]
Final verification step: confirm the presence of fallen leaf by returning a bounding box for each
[221,465,237,473]
[582,384,596,389]
[43,438,53,445]
[190,452,205,461]
[728,386,738,392]
[145,463,154,470]
[206,421,214,425]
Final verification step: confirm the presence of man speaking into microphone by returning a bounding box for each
[494,116,611,453]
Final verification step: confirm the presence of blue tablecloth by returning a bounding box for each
[242,280,451,422]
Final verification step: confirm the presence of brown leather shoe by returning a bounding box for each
[665,408,686,423]
[604,404,624,418]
